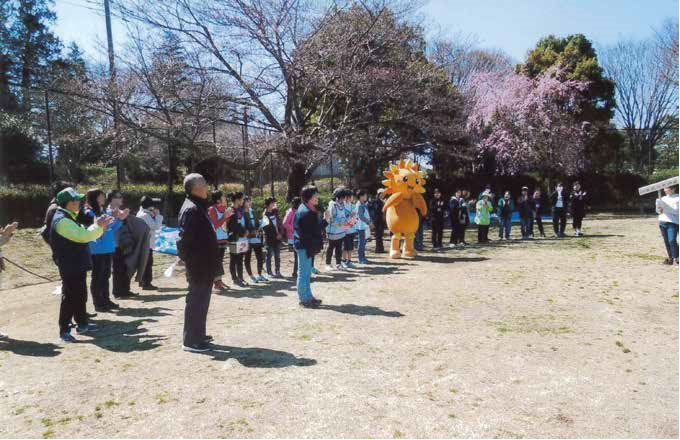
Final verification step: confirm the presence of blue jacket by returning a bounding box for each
[85,208,122,255]
[326,200,349,239]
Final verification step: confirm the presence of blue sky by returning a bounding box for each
[52,0,678,62]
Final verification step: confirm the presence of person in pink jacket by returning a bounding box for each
[283,197,302,277]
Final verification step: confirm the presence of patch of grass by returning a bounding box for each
[615,340,632,353]
[40,418,53,427]
[42,429,55,439]
[103,400,119,408]
[393,430,405,438]
[624,253,659,261]
[448,413,456,419]
[94,412,103,419]
[155,392,170,404]
[487,315,573,336]
[449,387,459,394]
[14,406,29,416]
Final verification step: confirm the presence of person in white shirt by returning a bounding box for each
[136,196,164,289]
[656,185,679,266]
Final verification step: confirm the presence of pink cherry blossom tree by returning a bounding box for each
[466,67,592,177]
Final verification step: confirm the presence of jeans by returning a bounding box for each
[266,243,281,274]
[296,248,314,302]
[245,244,264,277]
[183,280,212,346]
[553,208,567,236]
[229,252,244,282]
[499,217,511,239]
[59,271,89,334]
[477,225,490,243]
[660,221,679,260]
[415,220,424,250]
[140,249,153,287]
[326,239,343,265]
[520,217,533,238]
[90,253,112,307]
[358,230,368,261]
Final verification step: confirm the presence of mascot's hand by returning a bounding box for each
[382,193,404,212]
[413,193,427,216]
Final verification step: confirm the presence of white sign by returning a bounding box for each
[638,176,679,196]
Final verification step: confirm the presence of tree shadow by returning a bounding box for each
[84,318,167,353]
[415,255,489,264]
[156,287,186,293]
[126,293,185,303]
[318,303,404,317]
[112,306,174,318]
[198,344,317,367]
[0,337,62,357]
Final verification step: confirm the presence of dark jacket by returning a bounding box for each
[177,195,218,284]
[226,207,247,243]
[370,198,386,227]
[429,198,447,222]
[263,210,283,247]
[294,203,328,257]
[517,195,534,219]
[569,191,587,217]
[42,200,89,244]
[50,208,93,277]
[496,197,515,219]
[449,197,461,224]
[532,196,545,219]
[550,190,569,210]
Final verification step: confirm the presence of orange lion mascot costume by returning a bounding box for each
[382,159,427,259]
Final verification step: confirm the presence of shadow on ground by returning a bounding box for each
[198,344,317,367]
[318,303,404,317]
[0,337,62,357]
[83,318,167,353]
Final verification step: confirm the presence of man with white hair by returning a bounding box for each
[177,173,219,352]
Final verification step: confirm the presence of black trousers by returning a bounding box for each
[140,249,153,287]
[59,271,89,334]
[573,213,584,230]
[229,252,245,282]
[245,244,264,277]
[112,247,131,297]
[535,216,545,236]
[431,220,444,247]
[552,208,567,235]
[183,278,212,346]
[374,223,385,252]
[326,238,343,265]
[215,246,227,279]
[477,225,490,243]
[90,253,112,307]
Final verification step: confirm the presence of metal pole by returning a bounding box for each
[104,0,121,189]
[44,90,54,184]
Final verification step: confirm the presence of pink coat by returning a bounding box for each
[282,208,296,242]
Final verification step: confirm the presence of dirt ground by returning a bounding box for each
[0,215,677,438]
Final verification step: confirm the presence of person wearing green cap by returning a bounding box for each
[50,187,113,343]
[475,191,493,243]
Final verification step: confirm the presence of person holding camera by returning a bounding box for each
[136,195,164,290]
[657,185,679,266]
[50,188,113,343]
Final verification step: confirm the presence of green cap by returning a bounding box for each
[56,187,85,204]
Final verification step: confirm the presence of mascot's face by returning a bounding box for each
[383,159,426,199]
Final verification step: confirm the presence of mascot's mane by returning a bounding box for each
[382,159,426,195]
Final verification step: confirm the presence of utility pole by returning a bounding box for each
[44,90,54,184]
[104,0,121,189]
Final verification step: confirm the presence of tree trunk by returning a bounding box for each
[286,161,308,202]
[166,142,178,217]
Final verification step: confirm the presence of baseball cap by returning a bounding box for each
[56,187,85,204]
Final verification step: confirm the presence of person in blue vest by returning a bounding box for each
[227,192,248,287]
[84,188,129,312]
[294,185,331,308]
[50,187,113,343]
[243,195,267,283]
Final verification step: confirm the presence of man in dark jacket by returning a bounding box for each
[550,183,569,238]
[429,188,447,249]
[372,189,386,253]
[177,173,218,352]
[449,190,461,247]
[294,185,330,308]
[517,186,534,239]
[50,188,113,343]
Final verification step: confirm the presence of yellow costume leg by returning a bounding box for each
[403,232,417,258]
[390,233,402,259]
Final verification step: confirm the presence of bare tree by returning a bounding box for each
[654,18,679,88]
[601,37,679,173]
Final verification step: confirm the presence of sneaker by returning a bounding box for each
[339,262,349,270]
[359,259,369,264]
[235,279,248,287]
[0,331,7,339]
[76,323,99,334]
[183,342,212,352]
[663,258,673,265]
[274,272,284,279]
[311,268,320,275]
[299,300,320,309]
[448,243,456,248]
[250,276,259,284]
[258,274,268,282]
[106,301,120,309]
[60,332,77,343]
[204,335,214,343]
[345,261,356,269]
[142,284,158,291]
[312,298,322,306]
[94,305,111,313]
[214,280,228,291]
[114,291,138,298]
[325,265,335,272]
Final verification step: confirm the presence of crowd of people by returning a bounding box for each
[0,174,677,351]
